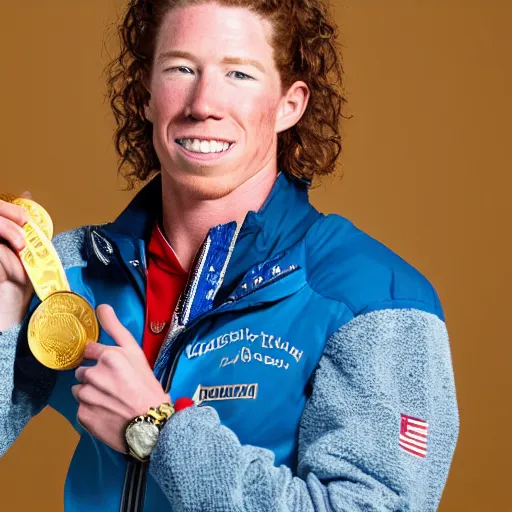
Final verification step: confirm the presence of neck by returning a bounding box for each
[161,168,278,271]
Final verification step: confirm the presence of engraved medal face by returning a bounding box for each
[150,321,167,334]
[28,291,99,370]
[12,198,54,240]
[19,219,70,301]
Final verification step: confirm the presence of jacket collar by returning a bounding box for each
[90,172,320,369]
[103,171,319,255]
[97,171,320,304]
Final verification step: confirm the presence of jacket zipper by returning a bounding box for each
[154,234,210,372]
[115,229,299,512]
[120,231,223,512]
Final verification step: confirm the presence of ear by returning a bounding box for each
[142,75,154,123]
[275,81,310,134]
[144,101,154,123]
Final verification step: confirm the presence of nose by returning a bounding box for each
[184,70,224,121]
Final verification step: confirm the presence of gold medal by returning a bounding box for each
[0,192,53,239]
[12,198,54,240]
[28,291,99,370]
[1,191,99,370]
[18,219,70,302]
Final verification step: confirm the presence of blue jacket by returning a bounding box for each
[0,173,459,511]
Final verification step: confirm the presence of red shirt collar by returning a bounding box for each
[148,223,187,275]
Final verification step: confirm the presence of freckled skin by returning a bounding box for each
[146,3,302,201]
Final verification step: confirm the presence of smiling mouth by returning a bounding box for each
[175,138,235,154]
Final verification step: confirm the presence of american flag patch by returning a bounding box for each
[399,414,428,458]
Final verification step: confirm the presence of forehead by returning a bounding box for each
[156,3,274,60]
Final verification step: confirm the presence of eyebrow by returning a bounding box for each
[157,50,266,74]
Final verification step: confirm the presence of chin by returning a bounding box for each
[168,171,243,201]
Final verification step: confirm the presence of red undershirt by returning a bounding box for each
[143,223,188,368]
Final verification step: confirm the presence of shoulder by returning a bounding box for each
[304,214,444,321]
[52,226,89,270]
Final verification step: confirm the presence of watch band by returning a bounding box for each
[145,402,175,427]
[125,399,194,462]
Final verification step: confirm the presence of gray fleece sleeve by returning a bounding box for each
[149,308,459,512]
[0,227,84,457]
[0,320,56,457]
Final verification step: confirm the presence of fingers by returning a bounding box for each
[74,362,117,396]
[0,200,29,227]
[0,209,28,253]
[0,201,31,283]
[83,341,109,361]
[0,220,26,253]
[72,383,119,412]
[75,366,87,383]
[0,244,30,285]
[96,304,140,349]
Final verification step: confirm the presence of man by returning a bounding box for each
[0,1,459,511]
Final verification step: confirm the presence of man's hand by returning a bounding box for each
[72,304,169,454]
[0,191,34,331]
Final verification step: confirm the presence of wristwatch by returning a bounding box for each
[125,402,175,462]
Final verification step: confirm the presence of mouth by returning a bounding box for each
[174,138,236,162]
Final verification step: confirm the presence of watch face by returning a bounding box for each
[126,421,160,459]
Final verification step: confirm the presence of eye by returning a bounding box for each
[166,66,194,74]
[228,71,253,80]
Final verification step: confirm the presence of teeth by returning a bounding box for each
[200,140,210,153]
[178,139,232,154]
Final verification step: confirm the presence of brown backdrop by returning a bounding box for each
[1,1,510,510]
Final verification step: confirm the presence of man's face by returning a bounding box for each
[146,3,287,199]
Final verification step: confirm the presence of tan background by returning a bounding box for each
[1,0,510,510]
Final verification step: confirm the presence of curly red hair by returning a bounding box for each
[106,0,346,187]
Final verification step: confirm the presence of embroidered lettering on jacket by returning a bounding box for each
[192,383,258,405]
[185,328,304,370]
[220,347,290,370]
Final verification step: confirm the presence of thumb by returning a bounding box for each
[20,190,32,199]
[97,304,140,350]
